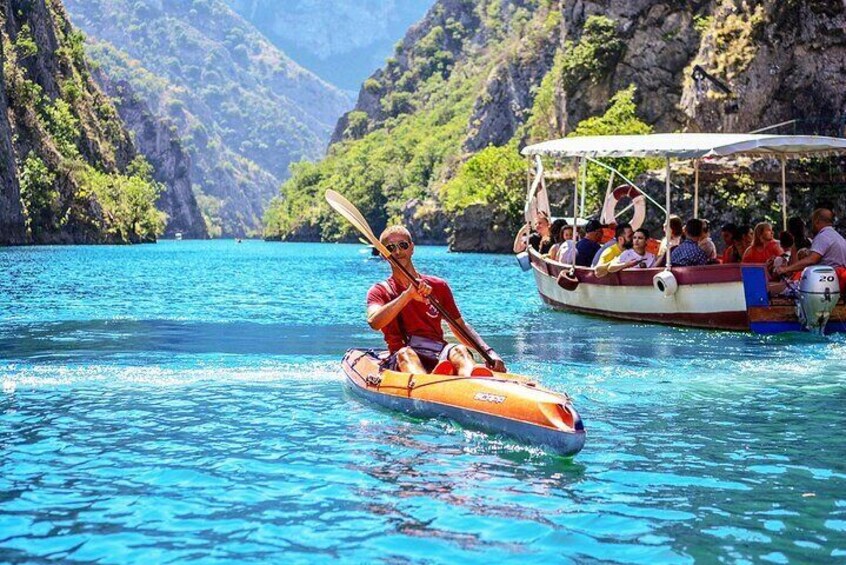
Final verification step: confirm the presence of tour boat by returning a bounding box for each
[342,349,586,456]
[518,133,846,334]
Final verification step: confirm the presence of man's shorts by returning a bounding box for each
[381,335,457,373]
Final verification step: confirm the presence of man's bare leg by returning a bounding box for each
[395,347,427,374]
[448,345,477,376]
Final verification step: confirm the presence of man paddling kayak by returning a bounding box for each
[366,225,507,376]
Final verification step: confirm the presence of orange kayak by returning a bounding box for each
[342,349,586,456]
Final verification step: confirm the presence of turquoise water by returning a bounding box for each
[1,240,845,563]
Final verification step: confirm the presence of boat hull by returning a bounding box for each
[531,251,749,330]
[529,252,846,333]
[342,349,586,456]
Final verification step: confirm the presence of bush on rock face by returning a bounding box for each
[19,154,58,236]
[560,16,624,90]
[442,145,526,252]
[441,144,525,221]
[76,156,167,242]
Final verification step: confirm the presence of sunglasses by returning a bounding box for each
[385,240,411,252]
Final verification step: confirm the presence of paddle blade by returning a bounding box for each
[325,190,390,257]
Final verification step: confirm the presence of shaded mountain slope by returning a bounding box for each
[224,0,433,92]
[1,0,191,244]
[65,0,352,236]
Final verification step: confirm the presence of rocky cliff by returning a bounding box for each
[0,36,25,244]
[95,72,207,239]
[1,0,170,244]
[681,0,846,135]
[272,0,845,252]
[64,0,352,237]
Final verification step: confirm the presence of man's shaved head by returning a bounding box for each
[380,225,412,244]
[812,208,834,226]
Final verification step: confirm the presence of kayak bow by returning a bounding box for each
[342,349,586,457]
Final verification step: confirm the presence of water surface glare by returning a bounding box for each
[1,241,845,563]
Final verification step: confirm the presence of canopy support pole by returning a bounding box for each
[573,158,580,230]
[665,157,672,269]
[580,160,587,220]
[694,159,700,219]
[570,157,580,265]
[780,157,787,231]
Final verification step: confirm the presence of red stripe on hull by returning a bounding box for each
[538,292,750,330]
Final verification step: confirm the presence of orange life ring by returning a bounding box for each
[600,185,646,230]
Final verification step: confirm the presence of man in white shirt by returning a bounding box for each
[608,228,657,273]
[775,208,846,292]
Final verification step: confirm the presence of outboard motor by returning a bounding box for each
[796,265,840,333]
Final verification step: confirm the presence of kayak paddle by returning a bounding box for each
[325,189,495,366]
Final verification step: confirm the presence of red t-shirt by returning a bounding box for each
[742,240,783,264]
[366,275,461,353]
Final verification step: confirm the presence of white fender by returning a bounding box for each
[653,270,678,296]
[601,185,646,230]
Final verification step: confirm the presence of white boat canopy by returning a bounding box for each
[521,133,846,159]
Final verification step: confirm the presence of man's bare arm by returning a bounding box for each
[367,282,431,330]
[777,251,822,275]
[607,258,638,273]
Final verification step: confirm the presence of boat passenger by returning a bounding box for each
[575,219,603,267]
[788,216,812,250]
[596,223,633,267]
[557,225,576,263]
[657,215,683,258]
[773,231,794,277]
[608,228,657,272]
[512,212,553,254]
[670,219,710,266]
[720,223,740,263]
[528,212,554,254]
[732,225,753,262]
[698,219,718,261]
[775,208,846,293]
[786,216,812,264]
[742,222,784,267]
[366,225,507,375]
[550,221,575,262]
[548,218,568,255]
[779,230,794,258]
